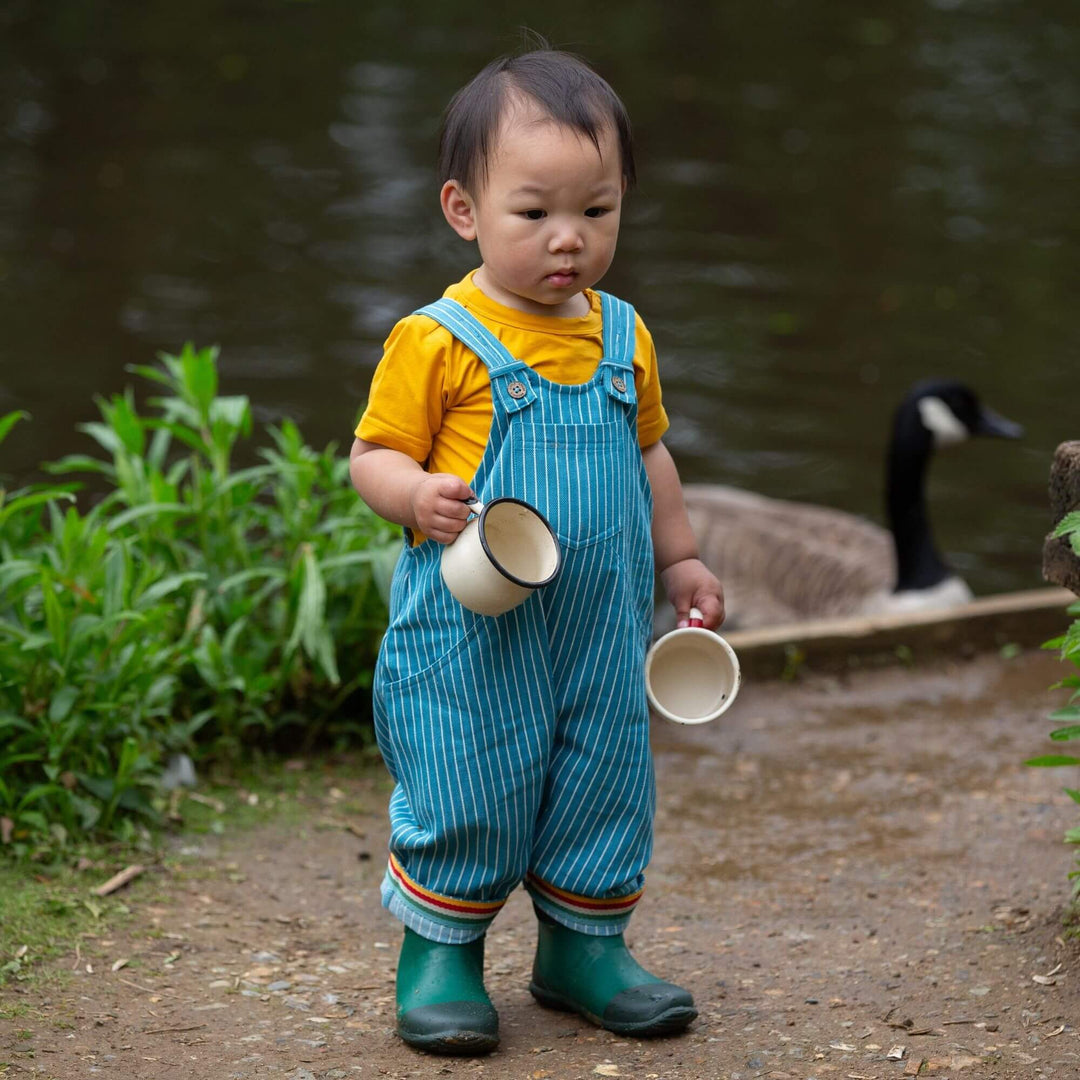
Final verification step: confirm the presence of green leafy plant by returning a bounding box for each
[0,345,400,856]
[1026,513,1080,905]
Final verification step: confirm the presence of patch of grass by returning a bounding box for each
[0,750,390,991]
[166,748,385,839]
[0,854,139,991]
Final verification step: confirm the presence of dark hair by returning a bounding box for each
[438,47,636,194]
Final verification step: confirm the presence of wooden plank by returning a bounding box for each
[724,587,1076,679]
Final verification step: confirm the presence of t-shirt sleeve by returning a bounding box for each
[633,314,670,447]
[355,316,449,463]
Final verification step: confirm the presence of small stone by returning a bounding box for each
[268,981,292,992]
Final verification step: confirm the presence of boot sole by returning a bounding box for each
[529,981,697,1036]
[398,1027,499,1055]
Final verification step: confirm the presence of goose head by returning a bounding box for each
[902,379,1025,449]
[888,379,1023,593]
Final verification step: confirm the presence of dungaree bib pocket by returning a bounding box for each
[510,421,628,550]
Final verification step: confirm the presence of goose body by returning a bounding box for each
[683,380,1022,630]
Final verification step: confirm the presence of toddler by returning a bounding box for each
[350,45,724,1055]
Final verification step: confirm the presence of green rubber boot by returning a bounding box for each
[395,928,499,1055]
[529,908,696,1036]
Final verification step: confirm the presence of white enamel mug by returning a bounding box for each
[645,607,741,724]
[440,497,562,616]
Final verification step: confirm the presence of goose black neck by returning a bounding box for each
[886,408,951,592]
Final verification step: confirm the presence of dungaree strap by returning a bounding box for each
[414,299,537,415]
[597,291,638,406]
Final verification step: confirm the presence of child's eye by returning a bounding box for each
[585,207,611,218]
[520,209,546,220]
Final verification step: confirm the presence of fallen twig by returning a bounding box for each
[92,864,145,896]
[186,792,226,813]
[141,1024,207,1036]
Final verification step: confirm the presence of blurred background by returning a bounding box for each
[1,0,1076,596]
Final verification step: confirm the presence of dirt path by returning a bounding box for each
[3,650,1078,1079]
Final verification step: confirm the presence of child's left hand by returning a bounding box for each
[660,557,725,630]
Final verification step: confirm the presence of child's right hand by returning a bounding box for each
[410,473,475,544]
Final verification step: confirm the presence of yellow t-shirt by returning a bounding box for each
[356,272,669,494]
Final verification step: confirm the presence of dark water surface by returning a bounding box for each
[2,1,1077,596]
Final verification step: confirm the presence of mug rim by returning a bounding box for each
[645,626,741,724]
[476,497,563,589]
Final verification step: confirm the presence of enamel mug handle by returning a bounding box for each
[464,496,485,517]
[688,606,704,628]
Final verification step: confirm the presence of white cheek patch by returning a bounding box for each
[918,395,969,447]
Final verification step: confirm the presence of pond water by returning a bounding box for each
[1,1,1077,597]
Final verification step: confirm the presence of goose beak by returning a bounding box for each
[975,406,1024,440]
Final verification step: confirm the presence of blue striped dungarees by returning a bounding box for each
[373,293,656,944]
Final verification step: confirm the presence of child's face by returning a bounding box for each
[443,100,625,317]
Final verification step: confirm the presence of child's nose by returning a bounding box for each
[548,222,584,253]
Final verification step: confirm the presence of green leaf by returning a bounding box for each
[1025,755,1080,767]
[100,390,146,456]
[0,560,39,592]
[42,454,116,477]
[288,544,327,661]
[103,543,126,618]
[216,567,287,594]
[107,502,193,531]
[49,685,80,722]
[318,550,383,572]
[1049,705,1080,722]
[0,489,76,528]
[39,567,67,659]
[136,571,206,609]
[1052,511,1080,539]
[78,774,115,801]
[1050,725,1080,741]
[77,420,123,455]
[0,409,30,445]
[126,362,176,389]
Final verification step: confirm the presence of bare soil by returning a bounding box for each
[3,649,1079,1079]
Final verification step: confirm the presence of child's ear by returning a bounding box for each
[440,180,477,241]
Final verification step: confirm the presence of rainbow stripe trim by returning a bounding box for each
[385,855,506,928]
[525,872,644,925]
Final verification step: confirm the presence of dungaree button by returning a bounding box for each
[507,380,527,399]
[611,375,627,393]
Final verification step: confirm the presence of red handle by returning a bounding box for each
[688,606,704,628]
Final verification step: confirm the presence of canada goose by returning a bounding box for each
[682,380,1024,630]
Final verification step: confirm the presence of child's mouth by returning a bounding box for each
[546,270,577,287]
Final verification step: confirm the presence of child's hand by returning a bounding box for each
[660,557,725,630]
[411,473,476,544]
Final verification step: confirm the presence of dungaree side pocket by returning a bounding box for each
[374,543,479,683]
